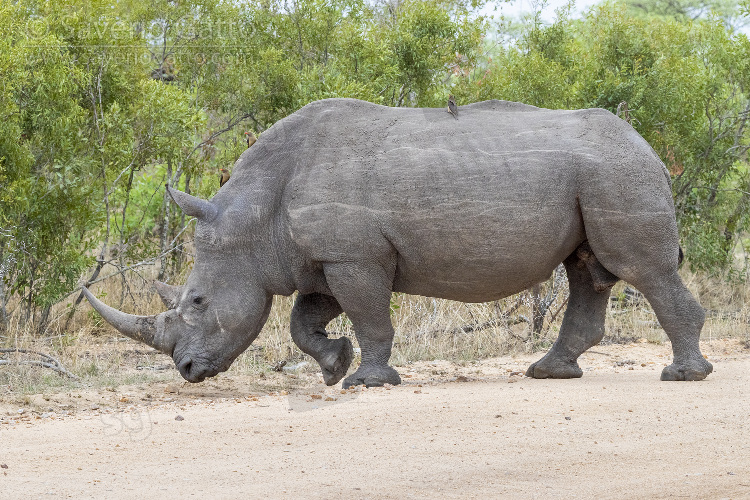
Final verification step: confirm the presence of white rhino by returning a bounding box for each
[83,98,712,387]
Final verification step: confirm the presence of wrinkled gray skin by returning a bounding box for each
[83,98,713,387]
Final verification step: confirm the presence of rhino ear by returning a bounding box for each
[166,185,218,221]
[153,281,184,310]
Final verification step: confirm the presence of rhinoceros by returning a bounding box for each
[82,98,713,387]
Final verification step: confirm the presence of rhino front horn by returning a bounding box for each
[81,287,173,354]
[166,185,218,221]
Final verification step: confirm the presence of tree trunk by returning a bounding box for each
[0,275,6,333]
[0,246,6,332]
[25,262,37,328]
[174,171,191,274]
[721,188,749,268]
[158,159,173,281]
[118,167,135,307]
[181,172,190,231]
[36,305,51,335]
[531,283,545,335]
[168,166,183,277]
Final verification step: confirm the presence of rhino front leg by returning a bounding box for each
[323,263,402,388]
[526,252,612,379]
[290,293,354,386]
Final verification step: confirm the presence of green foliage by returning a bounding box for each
[0,1,98,313]
[623,0,748,31]
[1,0,749,331]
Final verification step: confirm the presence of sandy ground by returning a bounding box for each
[1,338,749,499]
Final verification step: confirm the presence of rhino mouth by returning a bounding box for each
[176,358,213,383]
[175,354,232,383]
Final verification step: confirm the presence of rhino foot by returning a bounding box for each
[661,359,713,381]
[342,365,401,388]
[526,357,583,379]
[318,336,354,386]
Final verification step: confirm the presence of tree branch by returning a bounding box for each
[0,348,79,380]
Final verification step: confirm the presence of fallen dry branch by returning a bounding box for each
[0,348,79,380]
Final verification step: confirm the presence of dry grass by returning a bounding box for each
[1,265,749,399]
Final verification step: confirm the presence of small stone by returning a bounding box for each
[324,397,335,402]
[414,390,422,394]
[565,416,571,420]
[310,394,322,400]
[0,464,7,469]
[175,415,184,421]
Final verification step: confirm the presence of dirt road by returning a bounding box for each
[1,339,749,499]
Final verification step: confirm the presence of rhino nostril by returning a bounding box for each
[178,358,193,377]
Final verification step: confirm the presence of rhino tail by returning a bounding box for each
[678,246,684,266]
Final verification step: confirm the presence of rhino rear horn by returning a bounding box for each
[154,281,183,310]
[166,185,218,221]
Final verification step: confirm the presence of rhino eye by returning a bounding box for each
[193,297,204,305]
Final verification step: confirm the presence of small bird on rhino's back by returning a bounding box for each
[447,95,458,119]
[245,131,257,148]
[219,168,230,188]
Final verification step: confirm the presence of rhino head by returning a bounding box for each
[83,185,273,382]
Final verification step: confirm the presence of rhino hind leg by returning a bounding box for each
[323,262,402,388]
[577,210,712,380]
[290,293,354,386]
[526,250,614,379]
[634,274,712,381]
